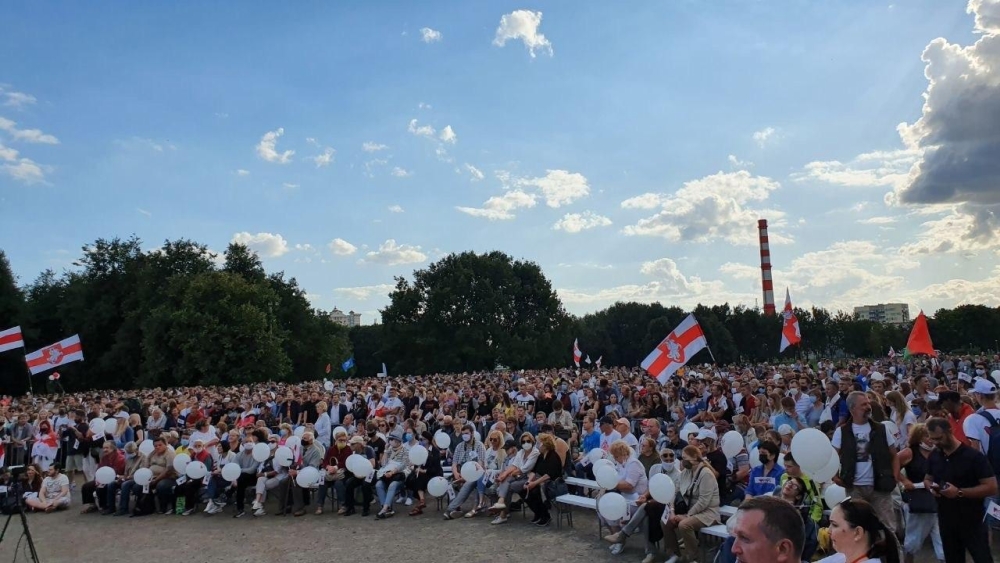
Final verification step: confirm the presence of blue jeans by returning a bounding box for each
[376,479,403,509]
[316,479,346,507]
[448,478,480,511]
[118,479,136,513]
[155,478,177,512]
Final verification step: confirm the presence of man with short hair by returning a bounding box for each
[730,496,805,563]
[925,417,997,563]
[939,391,975,445]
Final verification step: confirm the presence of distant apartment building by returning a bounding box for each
[330,307,362,328]
[853,303,910,325]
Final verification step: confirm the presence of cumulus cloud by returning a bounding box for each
[364,239,428,266]
[0,143,17,162]
[620,193,664,210]
[752,127,776,147]
[335,283,396,300]
[391,167,411,178]
[493,10,553,57]
[512,169,590,208]
[794,149,919,188]
[255,127,294,163]
[420,27,442,43]
[362,142,388,152]
[407,119,436,139]
[235,169,250,176]
[464,163,484,182]
[312,147,335,167]
[0,117,59,144]
[621,170,788,245]
[328,238,358,256]
[439,125,457,144]
[456,190,537,220]
[552,211,612,233]
[388,204,404,213]
[1,88,37,108]
[1,157,46,184]
[230,232,290,257]
[728,154,753,168]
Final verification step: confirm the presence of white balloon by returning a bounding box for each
[427,476,449,498]
[324,381,335,392]
[598,492,628,521]
[587,448,607,464]
[296,466,321,488]
[138,440,154,456]
[284,436,301,450]
[95,466,116,485]
[434,432,451,449]
[133,467,153,486]
[474,431,481,443]
[721,431,744,458]
[186,461,208,480]
[274,446,294,467]
[777,454,786,467]
[594,458,615,473]
[808,449,841,484]
[823,484,847,508]
[294,426,306,438]
[790,428,833,473]
[221,463,241,482]
[252,442,271,462]
[89,418,106,437]
[681,423,700,441]
[749,447,762,468]
[172,453,191,474]
[648,473,676,504]
[409,445,429,466]
[460,461,484,483]
[347,454,372,478]
[594,464,619,489]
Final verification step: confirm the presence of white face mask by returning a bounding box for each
[522,442,533,451]
[661,461,675,471]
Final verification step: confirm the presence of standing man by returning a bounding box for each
[925,417,997,563]
[939,391,976,445]
[831,391,899,536]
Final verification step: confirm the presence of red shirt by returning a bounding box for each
[949,403,975,445]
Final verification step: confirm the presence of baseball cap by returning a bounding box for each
[869,372,884,382]
[974,378,997,395]
[778,424,793,436]
[349,436,365,446]
[696,428,718,442]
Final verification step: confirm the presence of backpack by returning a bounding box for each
[975,409,1000,481]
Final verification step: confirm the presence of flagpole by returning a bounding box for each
[706,345,717,365]
[22,351,33,395]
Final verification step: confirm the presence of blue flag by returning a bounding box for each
[341,357,355,372]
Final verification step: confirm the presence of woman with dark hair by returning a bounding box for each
[894,423,943,563]
[829,498,901,563]
[523,433,563,527]
[406,431,442,516]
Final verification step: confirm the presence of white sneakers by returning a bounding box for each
[664,555,679,563]
[404,498,413,506]
[491,515,508,525]
[252,501,263,511]
[204,502,224,515]
[253,507,266,517]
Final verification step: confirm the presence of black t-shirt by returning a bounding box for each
[706,449,730,495]
[301,401,318,424]
[402,396,420,418]
[421,399,439,418]
[927,443,994,518]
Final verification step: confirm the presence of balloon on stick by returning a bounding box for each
[790,428,834,473]
[823,484,847,508]
[172,453,191,474]
[648,473,676,504]
[138,440,154,456]
[95,466,116,485]
[461,461,484,482]
[133,468,153,486]
[252,442,271,462]
[598,492,628,521]
[427,476,449,497]
[594,464,619,489]
[409,445,428,466]
[221,463,241,482]
[721,431,744,458]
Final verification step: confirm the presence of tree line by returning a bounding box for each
[2,241,998,392]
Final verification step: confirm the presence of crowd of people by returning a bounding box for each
[1,354,999,563]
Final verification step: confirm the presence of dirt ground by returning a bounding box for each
[0,500,978,563]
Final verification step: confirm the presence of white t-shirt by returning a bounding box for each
[832,423,874,486]
[963,408,1000,455]
[599,430,622,452]
[892,410,918,450]
[43,474,69,500]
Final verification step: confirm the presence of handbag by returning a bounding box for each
[673,467,703,515]
[902,487,936,514]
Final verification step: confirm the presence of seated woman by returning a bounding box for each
[443,423,488,519]
[19,464,43,507]
[26,463,71,512]
[467,430,507,517]
[523,433,563,527]
[177,439,215,515]
[406,431,442,516]
[489,432,539,524]
[80,441,125,514]
[661,445,720,563]
[602,440,651,555]
[31,421,59,471]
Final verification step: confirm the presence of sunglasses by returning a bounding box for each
[521,441,533,445]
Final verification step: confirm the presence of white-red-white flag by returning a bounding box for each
[779,288,801,353]
[641,314,708,384]
[888,347,896,359]
[0,326,24,353]
[595,355,602,368]
[25,334,84,375]
[573,338,582,367]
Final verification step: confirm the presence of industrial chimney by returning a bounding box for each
[758,219,776,316]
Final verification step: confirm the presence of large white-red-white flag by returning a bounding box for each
[641,314,708,384]
[573,339,582,367]
[779,288,801,353]
[25,334,84,375]
[0,326,24,353]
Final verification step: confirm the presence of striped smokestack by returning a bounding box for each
[758,219,776,316]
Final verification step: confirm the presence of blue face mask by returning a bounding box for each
[280,429,289,436]
[403,433,413,443]
[181,438,190,447]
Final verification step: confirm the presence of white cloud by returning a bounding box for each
[115,137,176,152]
[898,208,1000,255]
[622,170,788,245]
[137,208,152,217]
[255,127,294,163]
[3,91,36,108]
[456,190,537,220]
[493,10,553,58]
[857,216,897,225]
[364,239,428,265]
[620,193,664,210]
[334,283,395,300]
[388,204,404,213]
[230,232,290,257]
[514,169,590,208]
[0,117,59,144]
[552,211,612,233]
[0,142,18,162]
[420,27,442,43]
[294,243,315,252]
[362,142,388,152]
[439,125,457,144]
[794,149,919,188]
[328,238,358,256]
[235,169,250,176]
[312,147,335,167]
[407,119,436,138]
[752,127,776,147]
[1,158,45,184]
[418,102,432,110]
[464,163,484,182]
[391,167,411,178]
[728,154,753,168]
[282,182,299,189]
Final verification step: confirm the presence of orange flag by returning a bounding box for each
[906,311,937,357]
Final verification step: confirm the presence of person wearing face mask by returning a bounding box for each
[374,429,410,519]
[177,439,215,515]
[772,397,807,433]
[80,440,126,514]
[744,441,784,498]
[228,439,262,518]
[661,446,720,563]
[547,399,573,437]
[406,431,442,516]
[893,423,944,563]
[489,432,539,524]
[276,431,325,517]
[602,440,650,554]
[243,436,286,516]
[443,424,488,519]
[315,428,351,515]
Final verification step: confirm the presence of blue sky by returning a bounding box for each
[3,1,1000,323]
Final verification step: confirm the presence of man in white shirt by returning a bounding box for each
[964,378,1000,455]
[598,416,622,453]
[379,388,404,417]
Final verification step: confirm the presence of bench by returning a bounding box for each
[554,493,598,534]
[699,523,730,563]
[719,505,737,519]
[564,476,600,491]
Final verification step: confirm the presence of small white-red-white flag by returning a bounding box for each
[595,355,602,368]
[987,500,1000,522]
[0,326,24,353]
[25,334,84,375]
[779,288,801,353]
[888,347,896,359]
[573,338,582,367]
[641,314,708,384]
